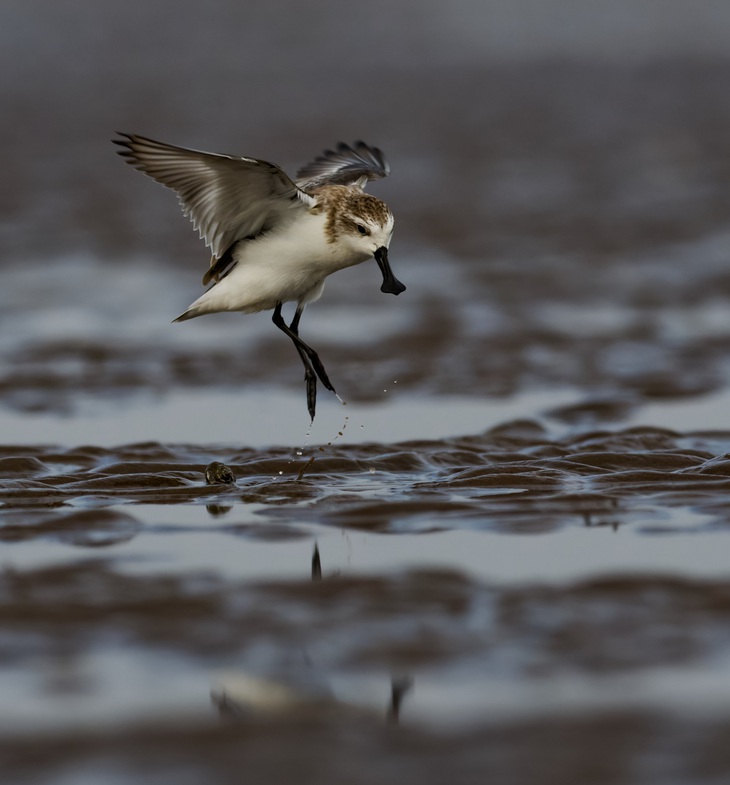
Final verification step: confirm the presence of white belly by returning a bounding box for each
[180,211,368,317]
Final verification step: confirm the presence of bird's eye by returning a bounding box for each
[356,224,369,235]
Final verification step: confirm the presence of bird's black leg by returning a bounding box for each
[287,305,336,392]
[288,305,318,419]
[272,303,336,420]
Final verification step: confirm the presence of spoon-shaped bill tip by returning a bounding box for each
[374,247,406,295]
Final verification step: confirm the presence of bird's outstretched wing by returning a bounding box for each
[114,133,315,265]
[296,141,390,190]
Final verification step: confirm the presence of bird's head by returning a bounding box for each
[333,193,404,295]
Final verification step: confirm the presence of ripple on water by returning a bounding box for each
[1,425,730,533]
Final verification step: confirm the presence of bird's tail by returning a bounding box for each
[173,287,223,321]
[172,308,199,323]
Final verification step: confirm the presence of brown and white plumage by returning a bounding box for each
[113,133,405,420]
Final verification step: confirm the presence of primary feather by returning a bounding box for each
[296,141,390,190]
[113,133,315,260]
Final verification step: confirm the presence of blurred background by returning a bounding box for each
[2,0,730,430]
[3,2,730,784]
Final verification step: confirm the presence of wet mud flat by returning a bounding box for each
[3,6,730,778]
[3,423,730,783]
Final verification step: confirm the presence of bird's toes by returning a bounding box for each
[306,352,336,392]
[317,370,336,394]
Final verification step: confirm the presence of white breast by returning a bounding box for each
[183,210,365,316]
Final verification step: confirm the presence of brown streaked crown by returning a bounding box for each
[315,185,392,243]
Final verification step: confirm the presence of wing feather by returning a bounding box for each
[295,141,389,190]
[113,133,315,260]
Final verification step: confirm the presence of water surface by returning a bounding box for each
[3,4,730,783]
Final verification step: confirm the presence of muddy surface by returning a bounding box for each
[3,3,730,784]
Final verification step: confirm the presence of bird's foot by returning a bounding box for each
[304,347,336,393]
[305,368,317,421]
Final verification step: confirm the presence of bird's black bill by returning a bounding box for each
[374,247,406,295]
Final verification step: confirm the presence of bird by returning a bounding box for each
[113,133,405,421]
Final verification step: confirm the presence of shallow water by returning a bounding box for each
[5,3,730,784]
[4,417,730,782]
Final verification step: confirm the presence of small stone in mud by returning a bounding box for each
[205,461,236,485]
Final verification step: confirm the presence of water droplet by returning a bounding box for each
[278,470,283,476]
[369,467,376,474]
[296,451,302,456]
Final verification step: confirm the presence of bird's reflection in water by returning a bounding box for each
[211,673,412,725]
[311,543,322,581]
[211,541,412,725]
[582,512,623,531]
[386,675,414,724]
